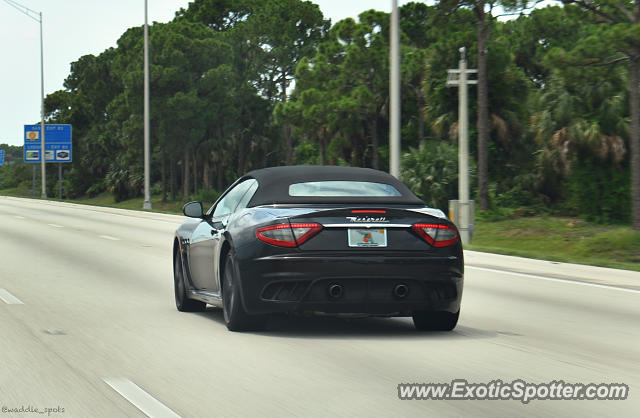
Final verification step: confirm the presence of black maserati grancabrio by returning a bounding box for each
[173,166,463,331]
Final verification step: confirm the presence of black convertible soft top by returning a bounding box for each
[243,165,424,206]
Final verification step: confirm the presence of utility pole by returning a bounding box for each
[3,0,46,197]
[389,0,401,178]
[447,47,477,244]
[39,9,45,198]
[143,0,152,209]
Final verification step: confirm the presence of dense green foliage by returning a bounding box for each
[0,145,29,190]
[1,1,638,227]
[401,141,468,211]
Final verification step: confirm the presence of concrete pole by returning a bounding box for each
[40,11,46,198]
[143,0,152,209]
[458,47,470,244]
[389,0,401,178]
[3,2,48,197]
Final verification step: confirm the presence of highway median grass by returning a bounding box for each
[2,188,640,272]
[64,192,186,215]
[0,188,185,215]
[467,216,640,272]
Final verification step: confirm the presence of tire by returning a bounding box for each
[174,249,206,312]
[412,310,459,331]
[222,253,267,332]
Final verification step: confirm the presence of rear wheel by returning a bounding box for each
[222,253,267,331]
[174,249,206,312]
[412,310,459,331]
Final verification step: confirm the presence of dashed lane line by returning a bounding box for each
[0,289,24,304]
[103,378,181,418]
[99,235,121,241]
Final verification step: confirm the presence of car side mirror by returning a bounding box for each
[183,201,204,218]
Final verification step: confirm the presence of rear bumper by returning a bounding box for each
[237,253,463,315]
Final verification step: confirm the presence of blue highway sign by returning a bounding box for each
[24,124,72,163]
[0,150,4,166]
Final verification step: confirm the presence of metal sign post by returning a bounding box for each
[58,164,62,199]
[447,47,477,244]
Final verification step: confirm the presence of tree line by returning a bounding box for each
[1,0,638,229]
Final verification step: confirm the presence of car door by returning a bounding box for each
[188,179,257,292]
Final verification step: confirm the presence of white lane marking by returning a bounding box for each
[48,223,64,228]
[14,216,25,219]
[468,265,640,294]
[99,235,121,241]
[0,289,24,304]
[103,378,181,418]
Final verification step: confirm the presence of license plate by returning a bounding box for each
[348,228,387,247]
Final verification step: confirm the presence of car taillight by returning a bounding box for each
[256,223,323,247]
[411,223,458,247]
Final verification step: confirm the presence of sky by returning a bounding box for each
[0,1,415,146]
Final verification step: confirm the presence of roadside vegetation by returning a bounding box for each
[469,212,640,272]
[0,187,203,216]
[1,1,639,269]
[2,184,639,272]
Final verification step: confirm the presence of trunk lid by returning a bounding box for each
[286,206,453,252]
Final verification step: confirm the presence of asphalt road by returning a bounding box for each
[0,196,638,417]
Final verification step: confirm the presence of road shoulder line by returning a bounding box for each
[467,265,640,294]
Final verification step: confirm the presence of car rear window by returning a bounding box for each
[289,181,402,197]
